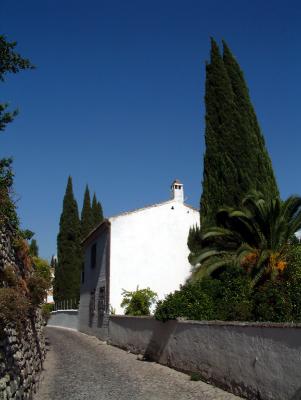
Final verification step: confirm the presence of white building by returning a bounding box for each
[79,180,199,339]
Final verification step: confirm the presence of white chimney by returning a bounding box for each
[171,179,184,202]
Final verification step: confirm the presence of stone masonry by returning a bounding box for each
[0,225,46,399]
[0,225,17,278]
[0,311,46,400]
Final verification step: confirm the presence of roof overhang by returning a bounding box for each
[81,219,111,248]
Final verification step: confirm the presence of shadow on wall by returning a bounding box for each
[144,320,177,362]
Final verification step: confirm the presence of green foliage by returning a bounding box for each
[155,267,252,322]
[0,266,18,287]
[27,273,49,306]
[0,288,30,333]
[0,158,18,228]
[156,245,301,323]
[121,287,158,316]
[187,225,202,261]
[41,303,54,323]
[19,229,34,240]
[29,239,39,256]
[282,245,301,321]
[211,268,253,321]
[55,176,81,302]
[0,35,33,229]
[253,280,292,322]
[32,256,52,288]
[0,35,34,81]
[222,41,278,202]
[0,34,34,132]
[92,193,104,228]
[200,39,278,225]
[251,246,301,322]
[155,281,214,322]
[191,192,301,286]
[81,185,93,240]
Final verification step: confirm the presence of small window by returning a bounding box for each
[91,243,97,269]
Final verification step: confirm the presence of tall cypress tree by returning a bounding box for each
[29,239,39,257]
[200,38,241,225]
[200,39,279,225]
[54,176,81,302]
[92,193,104,227]
[81,185,93,240]
[222,41,279,200]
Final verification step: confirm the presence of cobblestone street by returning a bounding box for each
[35,327,241,400]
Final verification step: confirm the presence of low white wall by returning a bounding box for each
[48,310,79,331]
[109,316,301,400]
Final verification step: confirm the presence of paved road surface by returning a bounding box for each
[35,327,241,400]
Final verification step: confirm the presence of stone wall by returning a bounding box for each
[0,225,46,399]
[109,316,301,400]
[0,225,17,277]
[0,311,45,400]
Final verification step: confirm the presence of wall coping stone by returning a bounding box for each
[110,314,301,328]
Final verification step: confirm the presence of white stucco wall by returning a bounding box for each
[109,200,199,314]
[109,317,301,400]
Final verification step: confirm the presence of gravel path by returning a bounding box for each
[35,327,241,400]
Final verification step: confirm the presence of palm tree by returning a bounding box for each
[191,192,301,285]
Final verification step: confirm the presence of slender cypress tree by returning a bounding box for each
[54,176,81,302]
[29,239,39,257]
[92,193,104,227]
[81,185,93,240]
[200,38,241,225]
[222,41,279,200]
[200,39,279,225]
[97,202,103,221]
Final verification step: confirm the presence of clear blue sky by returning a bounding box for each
[1,1,301,259]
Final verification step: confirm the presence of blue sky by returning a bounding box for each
[1,1,301,259]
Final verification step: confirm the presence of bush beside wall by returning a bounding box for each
[155,246,301,323]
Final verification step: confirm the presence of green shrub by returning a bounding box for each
[155,280,214,322]
[121,287,157,316]
[253,280,292,322]
[212,268,253,321]
[282,245,301,322]
[0,288,30,333]
[27,273,49,306]
[41,303,53,323]
[155,267,253,322]
[0,265,18,287]
[32,256,52,288]
[252,245,301,323]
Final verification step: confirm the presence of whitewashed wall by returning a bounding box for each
[109,200,199,314]
[109,316,301,400]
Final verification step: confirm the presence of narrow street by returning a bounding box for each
[35,327,241,400]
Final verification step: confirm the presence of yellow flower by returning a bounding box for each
[275,261,287,271]
[268,253,287,272]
